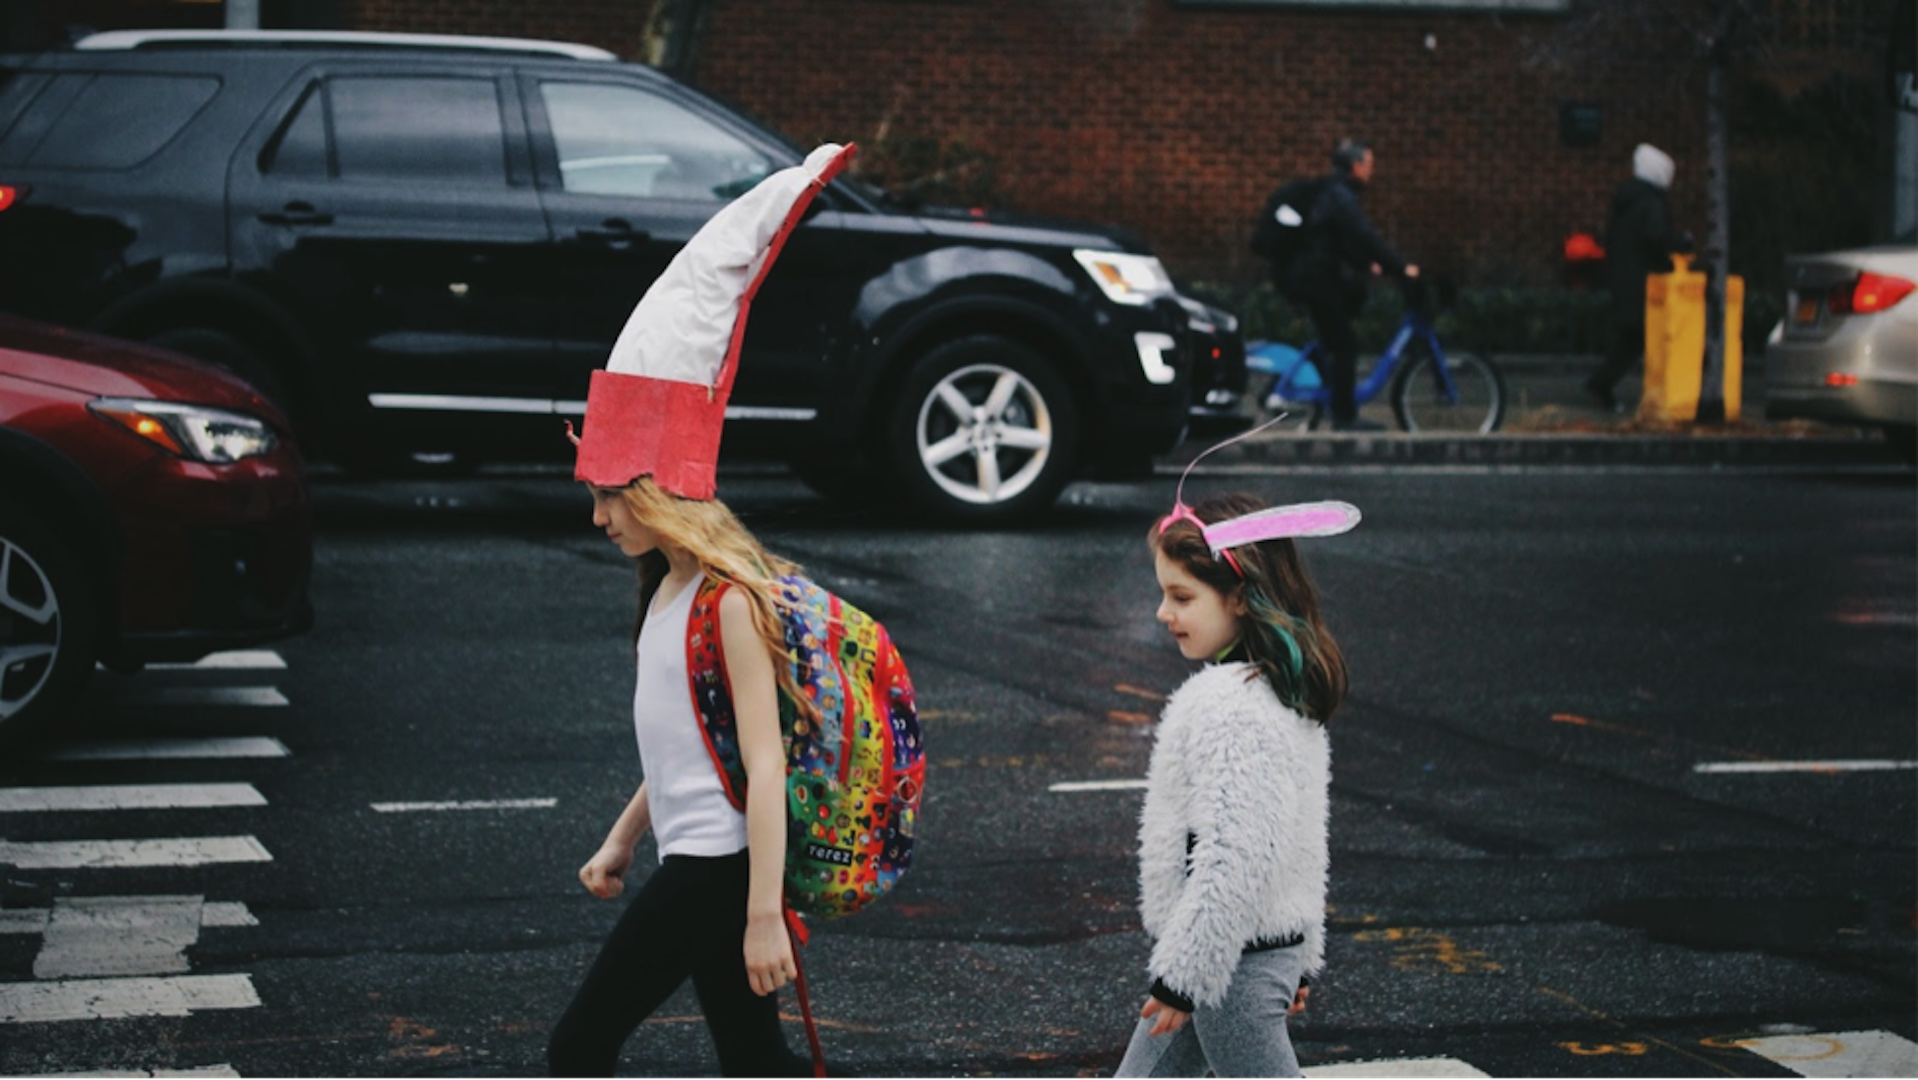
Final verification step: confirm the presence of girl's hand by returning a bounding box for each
[1289,984,1311,1015]
[1140,996,1191,1036]
[743,910,797,997]
[578,844,632,900]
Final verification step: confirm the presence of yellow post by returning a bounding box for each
[1639,255,1705,422]
[1721,274,1743,422]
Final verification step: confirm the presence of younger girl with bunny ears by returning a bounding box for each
[1115,485,1357,1079]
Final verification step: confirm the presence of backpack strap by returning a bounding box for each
[685,575,748,811]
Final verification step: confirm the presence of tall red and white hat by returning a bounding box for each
[573,142,855,499]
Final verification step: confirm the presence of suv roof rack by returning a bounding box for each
[72,29,618,62]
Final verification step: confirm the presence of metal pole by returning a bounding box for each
[225,0,261,31]
[1697,39,1730,424]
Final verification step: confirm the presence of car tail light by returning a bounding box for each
[1825,373,1860,387]
[0,185,21,212]
[1828,271,1917,316]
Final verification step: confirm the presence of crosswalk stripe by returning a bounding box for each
[369,798,557,813]
[1740,1029,1918,1078]
[0,902,256,933]
[34,896,203,979]
[0,784,266,813]
[0,836,272,869]
[12,1067,241,1078]
[1048,779,1148,792]
[1694,759,1917,774]
[1305,1059,1490,1078]
[140,687,288,707]
[0,973,260,1023]
[43,737,291,762]
[150,649,286,671]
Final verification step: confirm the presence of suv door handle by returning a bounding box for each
[575,220,650,250]
[258,202,334,227]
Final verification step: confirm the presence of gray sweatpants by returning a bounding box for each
[1114,945,1308,1078]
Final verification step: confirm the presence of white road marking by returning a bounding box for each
[0,836,272,869]
[149,649,286,670]
[141,687,288,707]
[0,784,266,813]
[44,737,290,762]
[0,902,254,933]
[0,973,259,1023]
[1740,1029,1918,1077]
[369,798,557,813]
[1694,759,1918,774]
[13,1068,241,1078]
[35,896,203,978]
[1306,1059,1490,1078]
[1048,779,1148,793]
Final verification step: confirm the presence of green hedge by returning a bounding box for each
[1187,281,1786,357]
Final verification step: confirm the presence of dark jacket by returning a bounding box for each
[1278,174,1406,307]
[1603,176,1683,317]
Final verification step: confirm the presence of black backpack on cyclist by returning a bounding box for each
[1250,176,1328,268]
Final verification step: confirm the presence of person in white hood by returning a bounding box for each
[1588,142,1690,410]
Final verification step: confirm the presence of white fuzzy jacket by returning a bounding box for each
[1138,662,1331,1009]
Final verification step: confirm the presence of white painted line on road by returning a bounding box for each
[0,783,266,813]
[369,798,558,813]
[35,896,203,979]
[45,736,291,761]
[0,973,260,1023]
[142,687,288,707]
[150,649,286,670]
[1740,1029,1918,1078]
[1305,1059,1491,1078]
[0,901,255,933]
[1048,780,1148,793]
[0,909,48,935]
[0,836,272,869]
[0,1066,243,1074]
[1694,759,1918,774]
[200,902,256,928]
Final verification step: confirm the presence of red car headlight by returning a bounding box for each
[89,398,278,464]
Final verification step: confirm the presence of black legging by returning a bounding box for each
[548,851,798,1077]
[1303,293,1362,425]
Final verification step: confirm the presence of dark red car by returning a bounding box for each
[0,315,312,747]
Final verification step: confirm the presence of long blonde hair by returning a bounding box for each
[615,477,811,718]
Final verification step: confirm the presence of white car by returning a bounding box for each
[1765,244,1918,459]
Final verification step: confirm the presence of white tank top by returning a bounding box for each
[632,572,748,860]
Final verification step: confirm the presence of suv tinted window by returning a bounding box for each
[261,81,327,177]
[538,81,770,200]
[329,75,505,185]
[14,72,217,168]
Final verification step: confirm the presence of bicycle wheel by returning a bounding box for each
[1389,347,1506,433]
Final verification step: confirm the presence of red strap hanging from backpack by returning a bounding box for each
[784,905,826,1077]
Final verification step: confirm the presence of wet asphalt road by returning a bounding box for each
[2,463,1914,1077]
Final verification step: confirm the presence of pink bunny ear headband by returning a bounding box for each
[1157,415,1362,576]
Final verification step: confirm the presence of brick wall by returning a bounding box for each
[306,0,1893,288]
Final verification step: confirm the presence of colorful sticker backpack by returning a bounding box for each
[686,574,923,919]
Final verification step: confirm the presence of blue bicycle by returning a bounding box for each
[1247,279,1507,433]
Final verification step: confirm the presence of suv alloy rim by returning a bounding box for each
[0,536,61,721]
[915,363,1055,506]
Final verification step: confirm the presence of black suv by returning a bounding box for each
[0,30,1243,521]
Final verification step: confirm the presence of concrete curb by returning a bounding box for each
[1168,431,1905,469]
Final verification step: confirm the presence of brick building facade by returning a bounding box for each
[8,0,1897,292]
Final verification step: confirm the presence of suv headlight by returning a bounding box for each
[90,398,277,464]
[1073,249,1175,307]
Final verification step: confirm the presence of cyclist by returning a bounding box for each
[1269,138,1419,431]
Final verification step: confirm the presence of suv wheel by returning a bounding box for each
[888,335,1079,523]
[0,501,95,749]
